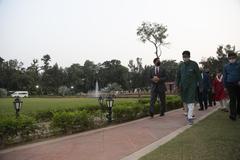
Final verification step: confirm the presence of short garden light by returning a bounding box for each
[106,96,114,123]
[13,96,23,118]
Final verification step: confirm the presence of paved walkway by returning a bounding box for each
[0,106,218,160]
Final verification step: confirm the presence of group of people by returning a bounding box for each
[149,50,240,125]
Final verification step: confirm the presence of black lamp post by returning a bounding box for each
[13,96,23,118]
[106,96,114,123]
[98,96,104,120]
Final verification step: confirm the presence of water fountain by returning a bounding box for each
[87,80,101,97]
[95,80,99,97]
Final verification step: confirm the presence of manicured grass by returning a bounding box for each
[0,98,138,116]
[140,110,240,160]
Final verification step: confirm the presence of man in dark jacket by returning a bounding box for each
[223,52,240,121]
[198,68,211,110]
[149,57,167,117]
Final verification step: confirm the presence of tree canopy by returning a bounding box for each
[137,22,168,58]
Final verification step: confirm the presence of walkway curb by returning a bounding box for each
[120,107,219,160]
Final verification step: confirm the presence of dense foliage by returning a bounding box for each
[0,55,179,96]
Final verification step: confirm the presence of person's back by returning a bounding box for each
[223,52,240,121]
[223,61,240,86]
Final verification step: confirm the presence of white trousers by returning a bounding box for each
[187,103,194,119]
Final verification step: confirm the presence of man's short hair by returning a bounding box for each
[228,51,237,58]
[153,57,160,63]
[182,50,191,57]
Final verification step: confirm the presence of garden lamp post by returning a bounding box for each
[13,96,23,118]
[98,96,104,120]
[106,96,114,123]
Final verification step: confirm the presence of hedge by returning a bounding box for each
[51,110,94,134]
[33,104,103,122]
[0,115,38,146]
[113,96,182,122]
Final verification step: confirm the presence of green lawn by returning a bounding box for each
[0,97,138,116]
[140,111,240,160]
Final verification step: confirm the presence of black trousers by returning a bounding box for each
[198,89,208,109]
[226,83,240,118]
[208,90,213,106]
[150,91,166,115]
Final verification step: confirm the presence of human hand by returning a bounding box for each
[152,76,160,83]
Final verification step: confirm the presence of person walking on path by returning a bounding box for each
[176,51,201,125]
[198,68,211,111]
[149,57,167,118]
[213,69,228,112]
[206,69,214,107]
[223,52,240,121]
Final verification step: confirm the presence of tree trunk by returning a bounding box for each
[154,44,159,58]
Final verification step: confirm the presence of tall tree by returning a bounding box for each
[41,54,51,71]
[100,60,129,90]
[160,60,178,81]
[137,22,168,58]
[128,57,145,90]
[83,60,96,92]
[66,63,85,93]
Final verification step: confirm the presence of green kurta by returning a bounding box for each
[176,60,201,103]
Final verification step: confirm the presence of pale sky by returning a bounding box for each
[0,0,240,68]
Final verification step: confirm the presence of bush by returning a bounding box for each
[0,115,38,146]
[34,110,55,122]
[113,104,148,122]
[51,110,94,133]
[33,105,101,122]
[113,95,182,122]
[138,98,149,104]
[0,88,7,97]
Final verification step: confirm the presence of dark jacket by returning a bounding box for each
[223,61,240,87]
[200,72,211,91]
[150,66,167,92]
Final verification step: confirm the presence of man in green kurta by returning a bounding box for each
[176,50,201,125]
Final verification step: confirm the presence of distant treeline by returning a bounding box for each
[0,44,239,95]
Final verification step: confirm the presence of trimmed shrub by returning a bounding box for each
[0,88,7,97]
[138,98,149,104]
[0,115,38,146]
[51,110,94,133]
[33,104,102,122]
[113,95,182,122]
[35,110,55,122]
